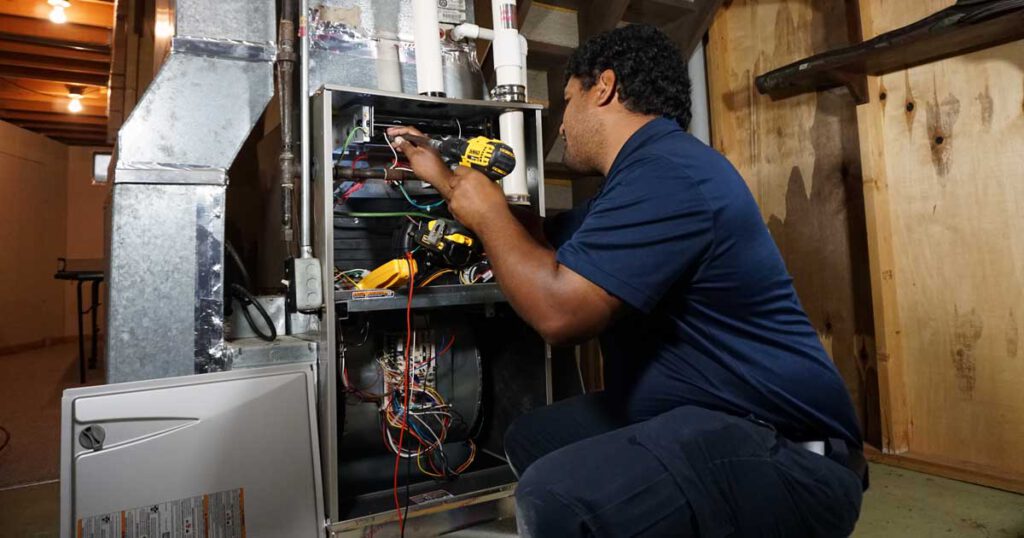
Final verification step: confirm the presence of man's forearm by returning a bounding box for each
[474,207,572,340]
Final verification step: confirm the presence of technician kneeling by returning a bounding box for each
[390,24,867,538]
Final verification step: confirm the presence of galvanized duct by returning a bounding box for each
[107,0,277,383]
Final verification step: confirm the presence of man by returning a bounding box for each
[390,24,865,537]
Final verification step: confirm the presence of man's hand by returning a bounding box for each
[387,126,509,233]
[385,126,453,190]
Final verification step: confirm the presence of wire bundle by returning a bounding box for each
[379,332,475,479]
[333,124,446,212]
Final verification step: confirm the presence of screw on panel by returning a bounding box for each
[79,425,106,451]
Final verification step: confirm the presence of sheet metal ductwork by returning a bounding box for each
[106,0,276,383]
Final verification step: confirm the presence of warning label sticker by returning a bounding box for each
[437,0,467,24]
[77,488,246,538]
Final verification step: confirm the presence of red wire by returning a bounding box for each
[393,252,415,532]
[411,333,456,368]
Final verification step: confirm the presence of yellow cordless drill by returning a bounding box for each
[401,134,517,181]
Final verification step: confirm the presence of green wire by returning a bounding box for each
[336,211,438,219]
[395,182,446,211]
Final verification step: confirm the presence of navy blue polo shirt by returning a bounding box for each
[549,117,862,447]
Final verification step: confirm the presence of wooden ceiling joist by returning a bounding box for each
[0,31,110,55]
[0,0,114,28]
[11,121,106,133]
[0,51,109,75]
[0,64,107,86]
[0,14,111,47]
[0,97,106,116]
[0,40,110,64]
[0,109,106,125]
[0,2,113,140]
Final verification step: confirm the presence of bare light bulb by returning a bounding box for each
[49,5,67,23]
[67,97,83,113]
[48,0,71,24]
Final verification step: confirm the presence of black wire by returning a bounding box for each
[0,424,9,452]
[225,240,253,291]
[230,283,277,341]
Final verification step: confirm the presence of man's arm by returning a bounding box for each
[474,202,621,346]
[508,205,550,248]
[387,126,622,345]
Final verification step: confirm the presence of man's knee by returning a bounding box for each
[514,460,588,538]
[503,412,532,476]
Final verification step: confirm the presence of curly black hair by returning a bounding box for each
[566,24,692,129]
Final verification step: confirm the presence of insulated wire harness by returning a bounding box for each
[387,253,477,534]
[334,126,445,212]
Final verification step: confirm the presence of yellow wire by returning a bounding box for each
[340,273,359,288]
[418,269,454,287]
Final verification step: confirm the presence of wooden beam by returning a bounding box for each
[576,0,631,40]
[55,138,111,146]
[0,97,106,116]
[0,109,106,124]
[623,0,697,26]
[0,32,109,55]
[660,0,724,59]
[854,0,910,454]
[0,15,111,47]
[535,0,578,9]
[0,0,115,28]
[865,447,1024,495]
[10,121,107,134]
[0,78,107,104]
[42,129,107,139]
[526,40,573,70]
[755,1,1024,103]
[0,65,107,86]
[0,51,109,75]
[0,40,110,63]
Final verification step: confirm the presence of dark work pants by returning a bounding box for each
[504,394,863,537]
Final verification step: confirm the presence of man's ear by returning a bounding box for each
[593,69,617,107]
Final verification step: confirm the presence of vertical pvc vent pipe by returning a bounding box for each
[413,0,445,96]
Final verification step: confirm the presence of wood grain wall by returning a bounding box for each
[706,0,881,445]
[859,0,1024,481]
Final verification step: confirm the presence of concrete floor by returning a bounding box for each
[3,343,1024,537]
[3,463,1023,537]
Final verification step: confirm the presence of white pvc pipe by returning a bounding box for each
[489,0,529,204]
[451,23,494,42]
[452,24,526,99]
[490,0,525,88]
[499,110,529,204]
[519,35,528,100]
[376,38,402,92]
[412,0,445,95]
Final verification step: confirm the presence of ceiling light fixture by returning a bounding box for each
[67,85,84,113]
[48,0,70,24]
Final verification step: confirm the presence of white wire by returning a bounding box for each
[455,118,462,138]
[384,133,400,169]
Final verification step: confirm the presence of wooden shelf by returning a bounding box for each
[755,0,1024,104]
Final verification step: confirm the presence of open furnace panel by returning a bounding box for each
[311,85,551,526]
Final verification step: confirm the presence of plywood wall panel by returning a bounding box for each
[707,0,880,444]
[873,38,1024,474]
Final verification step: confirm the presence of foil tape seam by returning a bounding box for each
[172,36,278,62]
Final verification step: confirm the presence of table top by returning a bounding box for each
[54,258,105,281]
